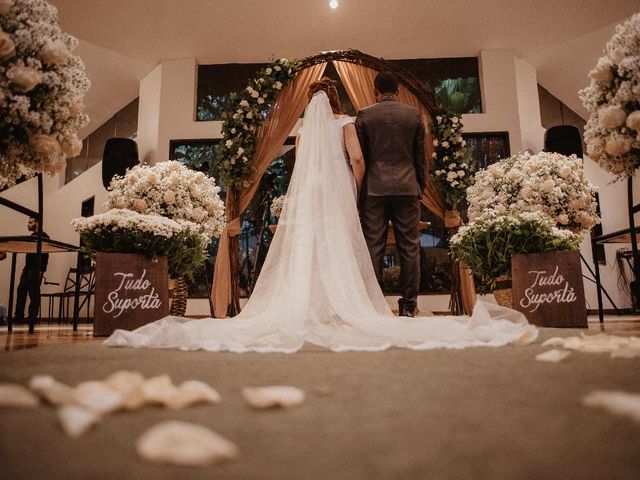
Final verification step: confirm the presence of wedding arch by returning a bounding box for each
[212,49,476,318]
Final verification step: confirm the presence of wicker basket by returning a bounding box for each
[492,274,513,308]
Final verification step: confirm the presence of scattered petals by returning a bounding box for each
[0,383,40,408]
[72,381,124,415]
[535,349,571,363]
[582,391,640,423]
[29,375,74,405]
[58,405,101,438]
[104,371,146,410]
[136,421,238,466]
[242,386,305,409]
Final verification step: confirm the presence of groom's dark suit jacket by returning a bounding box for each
[355,98,426,197]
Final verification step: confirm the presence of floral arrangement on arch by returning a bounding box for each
[466,151,599,234]
[450,212,583,290]
[579,13,640,178]
[429,112,471,211]
[106,161,226,238]
[0,0,90,189]
[71,209,210,279]
[215,57,300,188]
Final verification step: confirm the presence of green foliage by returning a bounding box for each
[450,215,582,291]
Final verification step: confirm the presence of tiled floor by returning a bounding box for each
[1,314,639,351]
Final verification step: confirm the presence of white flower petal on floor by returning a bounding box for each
[541,334,640,356]
[57,405,101,438]
[141,375,179,407]
[136,420,238,466]
[71,381,124,415]
[242,386,305,409]
[29,375,74,406]
[582,391,640,424]
[0,383,40,408]
[179,380,222,405]
[611,345,640,359]
[104,371,146,410]
[542,337,567,347]
[535,349,572,363]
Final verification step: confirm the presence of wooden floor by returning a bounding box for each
[2,315,640,351]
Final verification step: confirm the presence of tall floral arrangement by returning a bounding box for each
[215,57,300,188]
[579,13,640,178]
[429,111,471,211]
[106,161,226,238]
[466,151,599,233]
[0,0,90,189]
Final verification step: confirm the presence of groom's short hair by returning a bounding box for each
[374,71,398,94]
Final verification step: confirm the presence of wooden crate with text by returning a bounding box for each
[511,250,587,328]
[93,252,169,336]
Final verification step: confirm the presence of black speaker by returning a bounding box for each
[544,125,583,157]
[102,138,139,189]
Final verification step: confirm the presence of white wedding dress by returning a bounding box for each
[105,92,537,353]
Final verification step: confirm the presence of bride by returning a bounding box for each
[105,80,537,353]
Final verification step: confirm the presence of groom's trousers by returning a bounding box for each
[360,195,421,305]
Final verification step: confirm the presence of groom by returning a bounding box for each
[355,71,426,317]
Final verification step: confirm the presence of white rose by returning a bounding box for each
[457,170,465,178]
[0,0,13,15]
[274,65,281,71]
[507,169,520,181]
[273,81,283,90]
[541,178,555,193]
[279,58,288,63]
[436,115,442,123]
[609,48,626,65]
[239,100,249,108]
[0,31,15,59]
[489,165,503,178]
[190,186,202,199]
[526,159,537,171]
[246,111,253,119]
[442,141,450,148]
[113,197,126,209]
[495,204,506,215]
[451,117,459,124]
[568,199,581,210]
[625,110,640,131]
[557,214,569,225]
[520,186,533,198]
[7,66,42,93]
[237,147,244,155]
[257,97,265,104]
[132,199,148,212]
[605,136,632,156]
[191,207,206,222]
[147,172,159,184]
[251,90,259,98]
[41,39,70,66]
[60,134,83,157]
[559,166,572,179]
[433,139,439,147]
[30,134,61,158]
[230,128,236,134]
[598,105,627,129]
[461,140,466,147]
[588,57,613,83]
[265,67,272,75]
[163,190,176,204]
[69,98,85,117]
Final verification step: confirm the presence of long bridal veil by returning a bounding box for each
[105,92,537,352]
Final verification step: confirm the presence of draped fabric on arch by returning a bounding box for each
[333,60,476,313]
[212,58,476,318]
[212,63,327,318]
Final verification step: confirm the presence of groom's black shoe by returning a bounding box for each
[398,300,416,318]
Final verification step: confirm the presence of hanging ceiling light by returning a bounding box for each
[329,0,339,9]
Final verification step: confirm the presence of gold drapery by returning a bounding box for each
[212,63,327,317]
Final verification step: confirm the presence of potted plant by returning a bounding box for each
[450,212,582,307]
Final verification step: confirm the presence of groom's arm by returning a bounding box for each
[413,114,426,194]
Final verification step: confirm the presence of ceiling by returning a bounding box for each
[50,0,640,136]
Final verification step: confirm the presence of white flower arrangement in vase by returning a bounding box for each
[0,0,90,189]
[106,161,226,238]
[579,13,640,178]
[466,151,599,233]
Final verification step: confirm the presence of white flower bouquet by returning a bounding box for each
[466,151,599,233]
[270,194,286,218]
[0,0,90,189]
[72,209,210,279]
[579,13,640,178]
[106,161,226,238]
[450,212,583,289]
